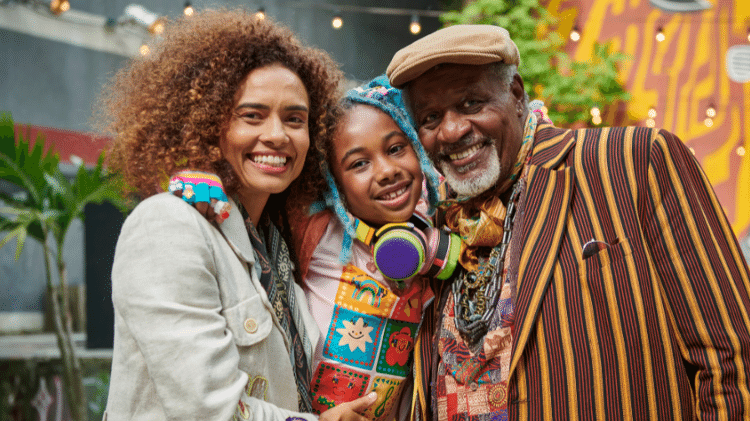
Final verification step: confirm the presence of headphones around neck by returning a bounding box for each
[353,213,461,282]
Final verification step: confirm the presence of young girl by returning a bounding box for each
[292,76,459,421]
[171,76,459,420]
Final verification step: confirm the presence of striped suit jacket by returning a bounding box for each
[415,122,750,421]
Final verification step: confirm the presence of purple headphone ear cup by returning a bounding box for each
[372,224,427,281]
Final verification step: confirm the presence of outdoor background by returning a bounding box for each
[1,0,749,419]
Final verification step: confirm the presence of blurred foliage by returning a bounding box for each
[1,112,127,421]
[441,0,631,126]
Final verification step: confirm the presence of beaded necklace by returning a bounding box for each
[451,170,524,347]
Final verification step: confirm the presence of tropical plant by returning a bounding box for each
[0,112,128,421]
[441,0,631,126]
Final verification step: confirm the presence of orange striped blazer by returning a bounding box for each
[414,122,750,421]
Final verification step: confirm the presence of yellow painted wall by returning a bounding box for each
[546,0,750,238]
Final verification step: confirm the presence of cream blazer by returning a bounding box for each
[104,193,319,421]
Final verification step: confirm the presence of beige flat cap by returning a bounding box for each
[387,24,520,88]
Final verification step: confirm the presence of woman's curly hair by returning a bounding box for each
[100,9,339,211]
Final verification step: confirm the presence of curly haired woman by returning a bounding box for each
[99,9,375,421]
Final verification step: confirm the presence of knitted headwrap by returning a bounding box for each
[311,75,441,263]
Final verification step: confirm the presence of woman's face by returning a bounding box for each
[221,64,310,212]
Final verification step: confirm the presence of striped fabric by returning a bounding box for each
[415,122,750,421]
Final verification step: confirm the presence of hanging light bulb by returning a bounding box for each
[656,27,665,42]
[648,106,657,119]
[255,8,265,20]
[592,115,602,125]
[570,26,581,42]
[704,117,713,127]
[737,146,746,157]
[410,14,421,35]
[50,0,70,15]
[121,4,166,35]
[183,2,194,16]
[590,106,600,117]
[332,14,343,29]
[706,104,716,118]
[646,119,656,128]
[139,44,150,56]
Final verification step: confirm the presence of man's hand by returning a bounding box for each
[318,392,378,421]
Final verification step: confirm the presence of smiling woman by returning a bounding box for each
[96,8,380,421]
[222,64,311,226]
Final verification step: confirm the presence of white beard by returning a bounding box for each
[439,146,501,198]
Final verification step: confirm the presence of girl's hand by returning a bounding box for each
[318,392,377,421]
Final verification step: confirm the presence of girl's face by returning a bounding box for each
[331,104,423,226]
[221,64,310,217]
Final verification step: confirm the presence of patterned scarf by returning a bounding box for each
[440,112,538,272]
[241,209,313,413]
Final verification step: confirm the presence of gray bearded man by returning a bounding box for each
[388,25,750,421]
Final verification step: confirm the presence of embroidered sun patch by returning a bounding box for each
[324,306,383,369]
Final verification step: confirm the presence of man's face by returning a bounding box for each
[406,64,526,197]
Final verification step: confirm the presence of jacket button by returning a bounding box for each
[244,318,258,334]
[470,382,478,391]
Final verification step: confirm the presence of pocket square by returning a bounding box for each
[582,239,610,259]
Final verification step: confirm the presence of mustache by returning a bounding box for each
[430,134,495,161]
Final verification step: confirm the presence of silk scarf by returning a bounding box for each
[242,210,313,412]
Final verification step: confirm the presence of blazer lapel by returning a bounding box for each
[508,133,575,378]
[218,198,256,264]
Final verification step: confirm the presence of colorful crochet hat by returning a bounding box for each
[314,74,441,263]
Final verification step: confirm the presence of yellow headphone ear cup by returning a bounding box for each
[436,233,461,280]
[423,230,461,280]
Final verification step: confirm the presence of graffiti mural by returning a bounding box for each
[547,0,750,239]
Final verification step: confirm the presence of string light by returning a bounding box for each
[332,14,343,29]
[706,104,716,118]
[183,2,194,17]
[570,25,581,42]
[410,14,421,35]
[656,26,665,42]
[255,8,265,20]
[737,146,746,156]
[704,117,713,127]
[590,106,601,124]
[648,106,657,119]
[139,44,150,56]
[646,119,656,128]
[121,4,165,35]
[49,0,70,15]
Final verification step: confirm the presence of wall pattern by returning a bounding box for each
[546,0,750,239]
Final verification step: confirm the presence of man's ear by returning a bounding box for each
[511,73,526,111]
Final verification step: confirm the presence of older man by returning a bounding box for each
[387,25,750,421]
